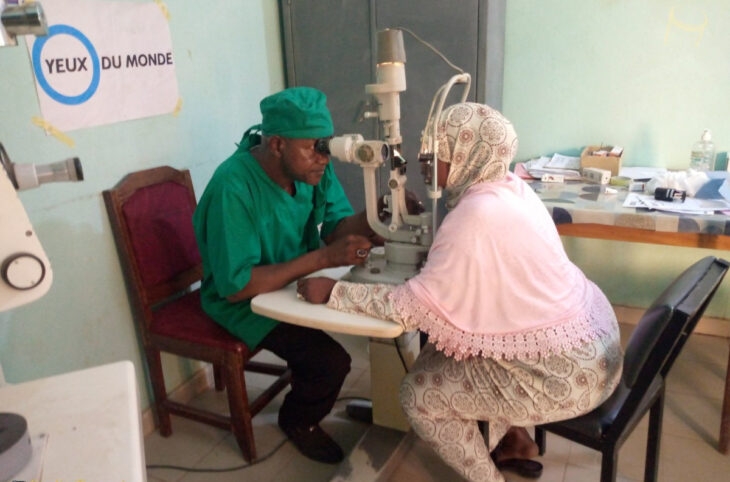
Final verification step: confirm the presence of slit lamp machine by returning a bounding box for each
[325,28,470,284]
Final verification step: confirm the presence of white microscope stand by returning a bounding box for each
[0,360,146,481]
[252,266,421,480]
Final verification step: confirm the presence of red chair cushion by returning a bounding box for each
[151,291,248,353]
[122,181,201,287]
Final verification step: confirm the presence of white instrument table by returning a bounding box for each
[251,266,403,338]
[0,360,146,481]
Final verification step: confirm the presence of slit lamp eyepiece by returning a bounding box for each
[1,1,48,47]
[0,143,84,191]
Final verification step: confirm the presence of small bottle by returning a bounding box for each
[689,129,715,171]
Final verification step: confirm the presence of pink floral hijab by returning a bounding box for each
[398,103,604,360]
[435,102,519,208]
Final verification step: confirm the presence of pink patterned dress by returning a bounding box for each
[325,176,623,482]
[325,103,623,481]
[328,280,622,482]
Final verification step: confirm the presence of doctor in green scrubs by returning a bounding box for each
[194,87,376,464]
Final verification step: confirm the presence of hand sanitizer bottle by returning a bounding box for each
[689,129,715,171]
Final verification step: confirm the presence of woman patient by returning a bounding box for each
[298,102,623,482]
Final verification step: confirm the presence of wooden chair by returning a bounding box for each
[103,165,291,462]
[535,256,729,481]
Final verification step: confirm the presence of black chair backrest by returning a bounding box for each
[598,257,729,439]
[661,257,730,378]
[622,256,729,389]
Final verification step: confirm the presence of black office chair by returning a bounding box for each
[534,256,729,482]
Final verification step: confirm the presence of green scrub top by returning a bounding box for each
[193,142,354,349]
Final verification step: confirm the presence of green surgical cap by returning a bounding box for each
[259,87,334,139]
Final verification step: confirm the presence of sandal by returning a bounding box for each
[495,458,543,479]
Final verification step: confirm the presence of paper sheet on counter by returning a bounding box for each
[618,166,668,180]
[623,193,730,215]
[546,153,581,170]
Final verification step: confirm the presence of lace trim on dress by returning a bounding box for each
[390,282,617,361]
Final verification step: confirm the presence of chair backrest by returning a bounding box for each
[622,256,729,389]
[103,166,202,334]
[602,256,729,436]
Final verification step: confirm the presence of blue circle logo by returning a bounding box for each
[32,24,100,105]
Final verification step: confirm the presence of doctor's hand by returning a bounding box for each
[297,277,337,304]
[323,234,372,267]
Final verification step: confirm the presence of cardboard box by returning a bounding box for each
[580,145,622,176]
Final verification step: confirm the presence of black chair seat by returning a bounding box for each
[540,376,661,441]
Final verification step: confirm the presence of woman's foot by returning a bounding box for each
[492,427,539,462]
[491,427,542,478]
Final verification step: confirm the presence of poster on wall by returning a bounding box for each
[25,0,179,132]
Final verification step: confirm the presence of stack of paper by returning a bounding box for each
[618,166,667,181]
[523,154,582,180]
[622,192,730,215]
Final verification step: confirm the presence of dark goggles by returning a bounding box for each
[314,136,332,155]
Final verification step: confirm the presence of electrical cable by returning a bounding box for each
[336,395,372,403]
[146,437,288,473]
[396,26,464,74]
[0,143,18,189]
[394,339,409,374]
[145,396,372,473]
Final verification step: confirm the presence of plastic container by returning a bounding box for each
[689,129,715,171]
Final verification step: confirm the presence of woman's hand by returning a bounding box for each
[297,277,337,304]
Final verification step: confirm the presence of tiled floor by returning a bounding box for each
[145,325,730,481]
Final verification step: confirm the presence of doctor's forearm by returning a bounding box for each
[225,250,330,302]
